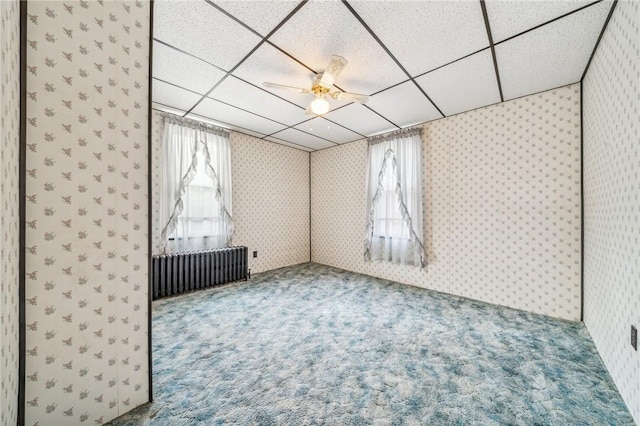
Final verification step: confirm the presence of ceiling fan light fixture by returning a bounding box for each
[263,54,368,116]
[310,97,330,115]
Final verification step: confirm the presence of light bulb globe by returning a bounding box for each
[310,98,330,115]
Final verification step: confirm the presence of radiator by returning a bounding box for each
[152,246,249,300]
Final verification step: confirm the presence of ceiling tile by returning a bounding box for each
[268,128,336,150]
[367,81,442,128]
[486,0,604,43]
[268,1,407,94]
[185,112,266,139]
[152,79,202,112]
[294,117,362,144]
[323,104,397,137]
[349,1,488,76]
[232,43,317,108]
[212,0,299,37]
[416,50,501,117]
[153,41,227,95]
[154,0,261,71]
[264,136,315,152]
[209,76,309,126]
[496,1,611,101]
[191,97,286,136]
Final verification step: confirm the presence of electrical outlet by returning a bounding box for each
[253,251,257,258]
[632,325,637,351]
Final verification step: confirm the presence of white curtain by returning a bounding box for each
[364,127,426,267]
[159,114,233,252]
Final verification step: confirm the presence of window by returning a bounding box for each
[374,194,410,239]
[159,114,233,253]
[172,150,222,241]
[364,128,426,267]
[373,164,413,240]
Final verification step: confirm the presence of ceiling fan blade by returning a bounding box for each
[319,55,348,88]
[262,82,310,94]
[331,91,369,104]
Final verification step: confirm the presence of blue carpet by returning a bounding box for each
[108,263,634,425]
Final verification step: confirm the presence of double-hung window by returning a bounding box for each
[364,128,426,267]
[174,149,222,245]
[159,114,233,253]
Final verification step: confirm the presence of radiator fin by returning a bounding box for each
[152,246,248,300]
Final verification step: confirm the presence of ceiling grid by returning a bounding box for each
[152,0,614,151]
[479,0,505,102]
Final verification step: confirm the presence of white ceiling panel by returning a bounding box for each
[209,76,309,126]
[294,117,362,144]
[367,82,442,128]
[416,50,501,117]
[323,104,397,137]
[153,1,611,147]
[153,41,227,95]
[191,97,286,136]
[213,0,299,37]
[264,136,314,152]
[186,112,266,139]
[349,1,488,77]
[268,1,407,95]
[153,80,202,112]
[268,128,336,151]
[154,0,261,71]
[496,1,611,101]
[486,0,604,43]
[233,43,318,108]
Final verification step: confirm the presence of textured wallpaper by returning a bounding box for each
[0,0,21,424]
[151,110,163,256]
[151,110,310,274]
[583,1,639,422]
[230,132,310,273]
[312,84,581,321]
[24,2,150,424]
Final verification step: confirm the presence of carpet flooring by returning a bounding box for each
[108,263,634,425]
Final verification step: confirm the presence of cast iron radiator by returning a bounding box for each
[152,246,249,300]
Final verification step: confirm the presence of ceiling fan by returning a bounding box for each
[263,55,369,116]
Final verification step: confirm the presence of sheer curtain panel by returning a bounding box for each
[364,127,426,267]
[159,114,233,252]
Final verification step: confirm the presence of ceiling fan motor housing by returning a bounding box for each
[312,77,331,97]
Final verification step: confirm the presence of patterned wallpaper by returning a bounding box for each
[24,2,150,425]
[230,132,310,273]
[0,0,20,424]
[151,110,310,274]
[312,84,581,321]
[583,1,639,422]
[151,110,163,256]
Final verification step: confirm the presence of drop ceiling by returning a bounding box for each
[152,0,613,152]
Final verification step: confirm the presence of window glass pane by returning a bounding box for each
[172,147,222,239]
[189,151,214,187]
[373,173,410,238]
[186,185,218,217]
